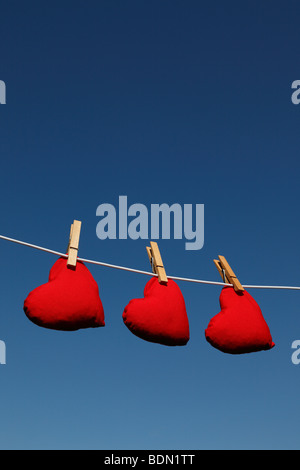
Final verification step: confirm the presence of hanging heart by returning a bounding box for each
[205,286,275,354]
[123,277,190,346]
[23,257,105,331]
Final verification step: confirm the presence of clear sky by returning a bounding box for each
[0,0,300,450]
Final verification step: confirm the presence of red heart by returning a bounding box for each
[205,287,275,354]
[24,257,105,331]
[122,277,190,346]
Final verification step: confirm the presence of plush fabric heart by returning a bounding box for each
[205,287,275,354]
[24,257,105,331]
[123,277,190,346]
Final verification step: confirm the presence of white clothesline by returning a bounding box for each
[1,234,300,291]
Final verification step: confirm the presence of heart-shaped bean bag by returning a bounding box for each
[122,277,190,346]
[24,257,105,331]
[205,287,275,354]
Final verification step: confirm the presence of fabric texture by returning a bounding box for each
[123,277,190,346]
[24,257,105,331]
[205,286,275,354]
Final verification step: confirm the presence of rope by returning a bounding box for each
[1,234,300,290]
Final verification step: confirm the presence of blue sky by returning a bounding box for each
[0,0,300,450]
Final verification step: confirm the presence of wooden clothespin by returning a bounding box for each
[67,220,82,269]
[146,241,168,285]
[214,255,244,292]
